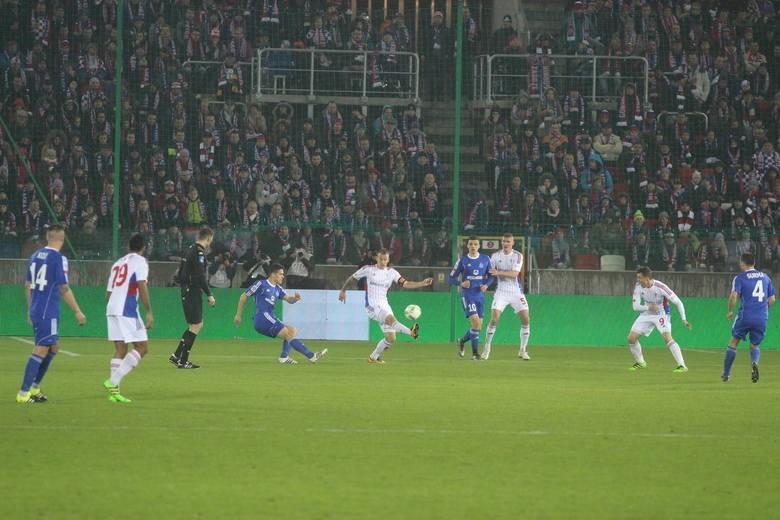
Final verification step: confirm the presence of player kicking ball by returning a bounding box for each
[233,263,327,364]
[628,266,692,372]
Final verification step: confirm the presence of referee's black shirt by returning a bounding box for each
[179,243,212,297]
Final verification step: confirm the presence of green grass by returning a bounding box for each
[2,336,779,519]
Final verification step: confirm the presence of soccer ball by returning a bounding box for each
[404,304,422,320]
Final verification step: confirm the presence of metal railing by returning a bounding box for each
[256,47,420,102]
[473,54,649,107]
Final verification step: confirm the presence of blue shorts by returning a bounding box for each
[732,318,766,346]
[254,313,286,338]
[460,295,484,318]
[32,317,58,346]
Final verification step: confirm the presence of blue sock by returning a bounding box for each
[723,347,737,377]
[750,347,760,365]
[21,354,44,392]
[289,338,314,359]
[460,329,471,344]
[33,352,56,385]
[470,328,480,355]
[280,340,293,358]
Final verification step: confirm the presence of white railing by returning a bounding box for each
[256,47,420,101]
[473,54,649,107]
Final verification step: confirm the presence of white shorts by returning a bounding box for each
[366,303,396,333]
[491,293,529,313]
[107,316,148,343]
[631,314,672,337]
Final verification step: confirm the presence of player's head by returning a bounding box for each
[375,249,390,267]
[267,263,285,284]
[502,233,514,251]
[739,253,756,270]
[466,236,480,255]
[128,233,146,253]
[635,266,653,287]
[46,223,66,249]
[197,225,214,246]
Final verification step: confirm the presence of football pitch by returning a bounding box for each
[2,336,778,519]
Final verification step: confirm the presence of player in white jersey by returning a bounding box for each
[102,234,154,403]
[627,266,692,373]
[339,249,433,363]
[483,233,531,360]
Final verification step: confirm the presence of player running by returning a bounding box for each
[103,234,154,403]
[483,233,531,360]
[722,253,775,383]
[338,249,432,363]
[449,236,493,360]
[628,266,692,372]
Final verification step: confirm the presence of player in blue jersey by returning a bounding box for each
[722,253,775,383]
[233,263,327,364]
[448,236,494,360]
[17,224,87,403]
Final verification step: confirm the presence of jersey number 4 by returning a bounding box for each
[29,263,48,292]
[752,280,765,302]
[110,264,129,289]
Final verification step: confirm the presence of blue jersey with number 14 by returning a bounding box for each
[27,247,69,321]
[733,269,775,323]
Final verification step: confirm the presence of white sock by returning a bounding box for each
[520,325,530,352]
[484,325,496,348]
[392,321,412,335]
[629,342,644,363]
[371,339,390,360]
[110,350,142,386]
[110,358,122,377]
[667,341,685,366]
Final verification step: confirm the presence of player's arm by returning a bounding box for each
[138,280,154,329]
[25,280,32,324]
[447,259,467,288]
[667,291,692,329]
[59,284,86,325]
[632,285,649,312]
[402,277,433,289]
[726,290,739,320]
[338,271,360,302]
[192,250,215,305]
[284,292,302,303]
[233,292,249,324]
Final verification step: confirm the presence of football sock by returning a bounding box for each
[179,330,197,363]
[371,339,390,359]
[469,328,480,355]
[520,325,530,352]
[667,340,685,366]
[629,342,644,363]
[33,351,56,385]
[749,346,760,365]
[110,357,123,376]
[484,325,496,347]
[288,338,314,359]
[460,329,470,345]
[20,354,44,393]
[723,346,737,377]
[392,321,412,335]
[110,349,142,386]
[280,340,293,358]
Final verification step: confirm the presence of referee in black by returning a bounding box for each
[169,226,216,369]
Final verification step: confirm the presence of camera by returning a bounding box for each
[297,251,304,257]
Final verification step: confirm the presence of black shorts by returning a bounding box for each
[181,288,203,324]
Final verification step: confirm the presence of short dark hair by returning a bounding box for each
[46,223,65,237]
[198,226,214,240]
[740,253,755,267]
[468,235,480,242]
[267,262,285,275]
[128,233,145,252]
[636,266,652,278]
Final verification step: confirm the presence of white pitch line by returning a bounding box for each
[0,423,773,440]
[10,336,80,356]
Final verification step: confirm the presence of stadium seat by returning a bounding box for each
[574,254,599,270]
[600,254,626,271]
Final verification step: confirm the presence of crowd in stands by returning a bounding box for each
[0,1,777,280]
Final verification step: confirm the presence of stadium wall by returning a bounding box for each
[0,285,774,349]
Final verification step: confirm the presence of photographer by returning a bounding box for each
[241,250,271,288]
[283,246,325,289]
[208,251,238,288]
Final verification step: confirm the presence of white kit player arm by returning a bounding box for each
[666,290,688,322]
[632,284,649,312]
[338,266,367,302]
